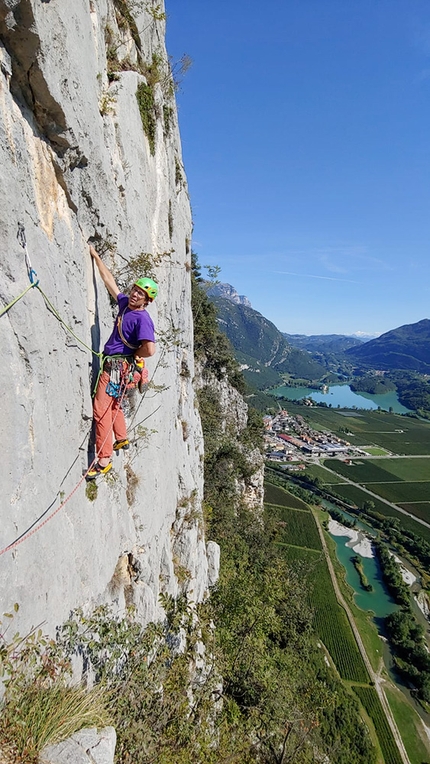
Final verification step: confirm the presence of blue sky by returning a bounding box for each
[166,1,430,336]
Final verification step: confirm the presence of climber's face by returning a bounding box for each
[128,285,150,310]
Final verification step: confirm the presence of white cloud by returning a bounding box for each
[274,270,360,284]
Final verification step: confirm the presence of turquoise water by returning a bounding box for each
[323,501,398,617]
[329,531,397,617]
[271,383,411,414]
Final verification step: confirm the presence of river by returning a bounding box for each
[326,506,430,725]
[271,383,411,413]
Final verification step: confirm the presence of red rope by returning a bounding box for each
[0,385,128,558]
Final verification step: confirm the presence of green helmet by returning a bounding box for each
[134,277,158,301]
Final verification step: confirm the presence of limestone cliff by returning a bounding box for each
[0,0,215,637]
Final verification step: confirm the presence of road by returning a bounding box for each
[321,461,430,533]
[313,512,411,764]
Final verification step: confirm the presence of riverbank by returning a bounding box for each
[328,518,374,558]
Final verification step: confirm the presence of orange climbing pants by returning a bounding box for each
[93,371,127,460]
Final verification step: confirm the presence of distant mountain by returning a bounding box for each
[211,297,325,389]
[283,333,363,354]
[207,282,252,308]
[345,318,430,373]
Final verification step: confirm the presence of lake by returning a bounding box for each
[271,383,411,414]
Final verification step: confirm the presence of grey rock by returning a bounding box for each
[0,0,213,641]
[206,541,220,587]
[40,726,116,764]
[207,282,252,308]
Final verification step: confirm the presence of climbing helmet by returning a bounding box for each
[134,277,158,301]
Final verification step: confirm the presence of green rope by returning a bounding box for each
[36,285,102,358]
[0,282,38,317]
[1,277,106,395]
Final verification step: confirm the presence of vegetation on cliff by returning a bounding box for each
[192,256,376,763]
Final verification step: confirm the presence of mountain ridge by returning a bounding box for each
[211,297,326,388]
[346,318,430,373]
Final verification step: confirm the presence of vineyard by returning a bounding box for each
[310,556,369,683]
[324,456,430,484]
[325,459,403,484]
[399,501,430,523]
[352,686,403,764]
[368,481,430,504]
[266,504,322,550]
[264,481,310,510]
[302,463,347,484]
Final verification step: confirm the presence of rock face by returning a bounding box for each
[207,282,252,308]
[0,0,218,637]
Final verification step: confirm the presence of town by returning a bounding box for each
[264,409,368,466]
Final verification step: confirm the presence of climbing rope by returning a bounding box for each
[1,225,105,392]
[0,384,128,558]
[0,282,38,318]
[0,225,159,556]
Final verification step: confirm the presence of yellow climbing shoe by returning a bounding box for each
[113,439,129,451]
[87,462,112,479]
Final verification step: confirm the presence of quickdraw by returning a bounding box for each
[104,356,145,398]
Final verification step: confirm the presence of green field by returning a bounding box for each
[385,685,430,764]
[329,483,430,543]
[325,457,430,484]
[309,555,369,683]
[266,504,322,550]
[302,463,347,484]
[264,481,310,510]
[324,459,403,484]
[264,487,369,684]
[352,686,404,764]
[372,458,430,481]
[399,502,430,523]
[363,446,391,456]
[284,403,430,455]
[368,481,430,504]
[278,545,369,683]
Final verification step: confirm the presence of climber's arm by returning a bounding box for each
[135,340,156,360]
[89,244,120,300]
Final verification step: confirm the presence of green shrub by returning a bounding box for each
[136,82,156,155]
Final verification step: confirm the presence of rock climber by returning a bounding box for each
[88,244,157,478]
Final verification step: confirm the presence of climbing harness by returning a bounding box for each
[104,356,144,397]
[0,225,154,558]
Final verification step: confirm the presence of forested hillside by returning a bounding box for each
[212,296,325,388]
[346,319,430,372]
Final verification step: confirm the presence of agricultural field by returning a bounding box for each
[385,685,430,764]
[285,403,430,455]
[327,482,430,543]
[264,489,369,683]
[324,460,403,484]
[278,545,322,566]
[309,556,369,684]
[352,686,404,764]
[399,502,430,523]
[363,446,391,456]
[275,534,369,683]
[266,504,322,550]
[264,481,310,510]
[368,481,430,504]
[325,457,430,484]
[371,458,430,481]
[302,463,346,484]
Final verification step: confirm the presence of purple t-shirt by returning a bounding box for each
[104,293,155,356]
